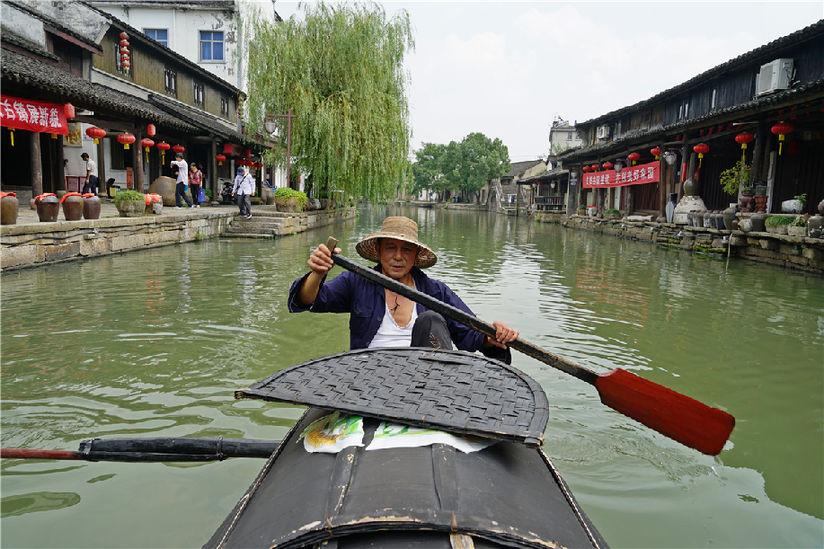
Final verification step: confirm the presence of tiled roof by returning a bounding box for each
[519,167,568,184]
[579,19,824,127]
[504,159,545,178]
[1,47,197,133]
[148,94,247,143]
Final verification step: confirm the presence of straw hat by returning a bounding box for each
[355,216,437,268]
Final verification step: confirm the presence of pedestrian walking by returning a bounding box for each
[231,166,255,219]
[189,162,203,208]
[81,153,99,195]
[170,152,192,208]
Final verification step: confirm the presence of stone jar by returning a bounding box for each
[61,193,84,221]
[807,215,823,238]
[35,194,60,222]
[750,212,768,233]
[1,192,19,225]
[723,206,737,230]
[818,199,824,216]
[683,178,698,197]
[115,199,144,218]
[83,195,101,219]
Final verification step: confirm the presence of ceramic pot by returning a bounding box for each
[35,194,59,222]
[754,196,768,213]
[683,179,698,196]
[696,211,705,228]
[740,218,753,232]
[61,193,84,221]
[807,215,823,238]
[755,184,768,197]
[723,207,737,230]
[1,192,19,225]
[751,212,767,233]
[703,211,713,228]
[739,194,754,212]
[83,195,101,219]
[818,199,824,216]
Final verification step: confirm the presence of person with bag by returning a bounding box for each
[170,152,192,209]
[189,162,204,208]
[231,166,255,219]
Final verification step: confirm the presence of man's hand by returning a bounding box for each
[484,321,519,349]
[307,242,341,276]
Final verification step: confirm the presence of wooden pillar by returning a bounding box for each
[96,138,106,191]
[31,131,43,196]
[57,135,66,191]
[210,139,218,203]
[134,129,144,191]
[658,142,667,216]
[751,119,766,184]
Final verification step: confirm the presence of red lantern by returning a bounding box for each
[117,133,135,150]
[172,144,185,154]
[693,143,709,168]
[223,143,233,154]
[650,147,661,160]
[627,152,640,165]
[156,141,170,163]
[64,103,75,119]
[771,122,793,155]
[216,154,226,166]
[146,124,156,137]
[243,149,252,159]
[85,126,106,144]
[590,164,599,172]
[120,39,129,48]
[602,162,613,170]
[582,166,590,173]
[119,32,129,40]
[735,132,755,161]
[141,138,154,162]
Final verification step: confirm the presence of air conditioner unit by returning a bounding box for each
[596,125,610,139]
[756,58,793,96]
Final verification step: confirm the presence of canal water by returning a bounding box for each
[1,207,822,548]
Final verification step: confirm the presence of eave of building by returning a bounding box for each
[148,94,247,143]
[519,167,569,185]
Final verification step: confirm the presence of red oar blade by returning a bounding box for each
[595,368,735,455]
[1,448,81,460]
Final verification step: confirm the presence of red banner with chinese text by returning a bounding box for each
[0,95,68,135]
[583,161,660,189]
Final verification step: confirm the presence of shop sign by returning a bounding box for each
[583,161,660,189]
[0,95,69,135]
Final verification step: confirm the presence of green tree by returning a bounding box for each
[244,2,414,201]
[447,133,510,200]
[411,142,448,199]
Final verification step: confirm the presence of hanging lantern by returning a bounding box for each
[582,166,591,173]
[243,149,252,159]
[771,122,793,155]
[734,132,755,162]
[156,141,170,163]
[64,103,75,119]
[85,126,106,144]
[627,152,640,165]
[693,143,710,168]
[602,161,613,170]
[172,144,185,154]
[117,133,135,150]
[146,124,156,137]
[223,143,233,154]
[650,147,661,160]
[590,164,599,172]
[216,154,226,166]
[120,31,129,40]
[141,138,154,162]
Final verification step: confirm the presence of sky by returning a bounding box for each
[272,1,822,162]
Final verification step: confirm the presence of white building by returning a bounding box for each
[548,117,582,157]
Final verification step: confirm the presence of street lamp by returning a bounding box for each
[264,109,296,188]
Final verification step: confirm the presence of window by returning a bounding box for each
[193,82,204,107]
[164,67,177,96]
[711,88,717,111]
[220,95,230,117]
[567,132,574,140]
[200,31,224,62]
[144,29,168,47]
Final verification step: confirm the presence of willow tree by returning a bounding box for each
[244,2,414,201]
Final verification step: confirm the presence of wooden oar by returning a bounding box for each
[324,237,735,456]
[1,437,280,462]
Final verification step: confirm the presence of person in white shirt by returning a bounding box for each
[170,152,191,208]
[81,153,98,195]
[231,166,255,219]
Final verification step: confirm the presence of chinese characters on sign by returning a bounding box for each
[582,161,660,189]
[0,95,69,135]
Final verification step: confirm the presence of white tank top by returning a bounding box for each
[368,287,419,348]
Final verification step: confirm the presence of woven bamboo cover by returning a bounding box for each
[236,348,548,447]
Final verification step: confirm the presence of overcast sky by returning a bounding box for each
[272,1,822,161]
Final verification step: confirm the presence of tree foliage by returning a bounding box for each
[412,133,510,200]
[244,2,414,201]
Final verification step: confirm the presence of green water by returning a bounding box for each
[2,207,822,548]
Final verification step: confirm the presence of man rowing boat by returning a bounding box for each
[288,216,518,362]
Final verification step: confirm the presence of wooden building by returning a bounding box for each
[558,20,824,218]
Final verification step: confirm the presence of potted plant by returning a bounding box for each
[604,208,621,220]
[113,189,145,217]
[788,214,808,236]
[274,187,307,212]
[719,160,751,196]
[781,193,806,214]
[576,204,586,216]
[764,215,792,235]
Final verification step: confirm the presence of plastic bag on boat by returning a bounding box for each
[300,412,364,454]
[366,422,495,454]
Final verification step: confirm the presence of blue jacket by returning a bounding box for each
[288,264,510,363]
